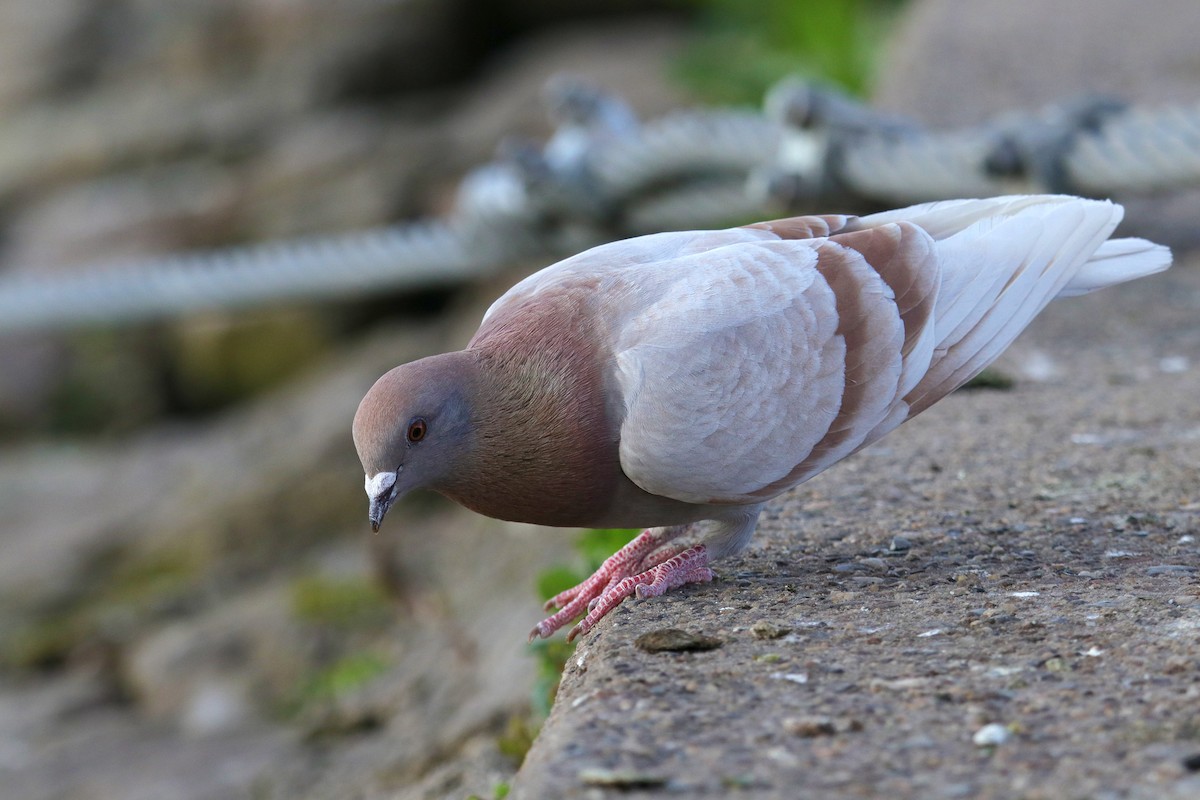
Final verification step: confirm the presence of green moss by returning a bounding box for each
[3,614,85,670]
[2,544,208,671]
[496,714,539,764]
[290,574,391,629]
[284,651,391,720]
[46,330,164,436]
[167,309,333,413]
[466,782,511,800]
[575,528,638,572]
[100,546,208,607]
[964,368,1016,391]
[673,0,905,104]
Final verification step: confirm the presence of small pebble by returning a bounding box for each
[750,620,793,640]
[973,723,1011,746]
[635,628,723,653]
[1147,564,1196,576]
[579,768,667,788]
[890,535,912,551]
[783,715,837,737]
[769,672,809,684]
[1159,355,1189,373]
[1183,753,1200,772]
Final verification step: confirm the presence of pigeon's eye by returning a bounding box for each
[406,418,427,443]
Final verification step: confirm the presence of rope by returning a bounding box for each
[0,78,1196,334]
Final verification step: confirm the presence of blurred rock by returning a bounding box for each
[3,162,242,273]
[125,583,297,734]
[446,19,688,173]
[0,335,68,433]
[0,3,685,797]
[0,291,575,796]
[877,0,1200,125]
[240,111,444,238]
[165,308,337,413]
[875,0,1200,250]
[0,3,689,438]
[0,0,92,111]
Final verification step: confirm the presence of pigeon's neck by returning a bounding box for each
[439,307,620,526]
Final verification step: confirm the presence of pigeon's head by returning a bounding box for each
[352,353,477,532]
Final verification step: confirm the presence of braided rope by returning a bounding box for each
[0,80,1196,334]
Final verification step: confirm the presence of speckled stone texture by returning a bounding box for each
[515,9,1200,792]
[513,257,1200,797]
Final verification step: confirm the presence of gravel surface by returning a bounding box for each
[513,257,1200,798]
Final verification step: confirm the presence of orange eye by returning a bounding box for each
[406,418,427,443]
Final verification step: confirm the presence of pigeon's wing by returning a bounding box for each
[476,215,857,331]
[613,221,940,505]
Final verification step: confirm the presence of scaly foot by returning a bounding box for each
[528,529,711,641]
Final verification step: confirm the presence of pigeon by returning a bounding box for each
[352,195,1170,641]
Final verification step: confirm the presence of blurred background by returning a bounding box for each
[0,1,1197,798]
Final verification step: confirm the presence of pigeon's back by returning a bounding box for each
[606,195,1170,506]
[866,196,1171,416]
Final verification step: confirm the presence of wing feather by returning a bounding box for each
[473,195,1156,510]
[480,215,862,329]
[615,224,940,505]
[614,242,847,503]
[904,200,1120,414]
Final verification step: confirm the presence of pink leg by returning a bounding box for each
[566,545,711,642]
[542,530,661,613]
[528,525,710,642]
[530,529,666,641]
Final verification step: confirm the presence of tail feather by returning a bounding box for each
[1056,237,1172,298]
[859,194,1089,240]
[889,195,1168,416]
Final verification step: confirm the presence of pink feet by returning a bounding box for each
[529,528,713,642]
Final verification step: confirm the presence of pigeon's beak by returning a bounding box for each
[364,471,399,533]
[368,495,391,533]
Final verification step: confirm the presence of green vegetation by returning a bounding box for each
[166,309,334,414]
[44,330,163,437]
[3,613,85,670]
[2,543,208,670]
[280,574,397,721]
[964,367,1016,390]
[530,529,640,719]
[535,527,635,601]
[498,528,640,761]
[289,574,392,629]
[466,781,511,800]
[284,650,391,720]
[674,0,906,104]
[496,712,539,762]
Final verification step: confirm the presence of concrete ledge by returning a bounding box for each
[513,262,1200,798]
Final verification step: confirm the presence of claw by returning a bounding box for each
[538,544,712,641]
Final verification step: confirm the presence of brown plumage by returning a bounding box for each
[352,195,1170,640]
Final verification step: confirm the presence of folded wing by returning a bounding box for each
[613,195,1168,505]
